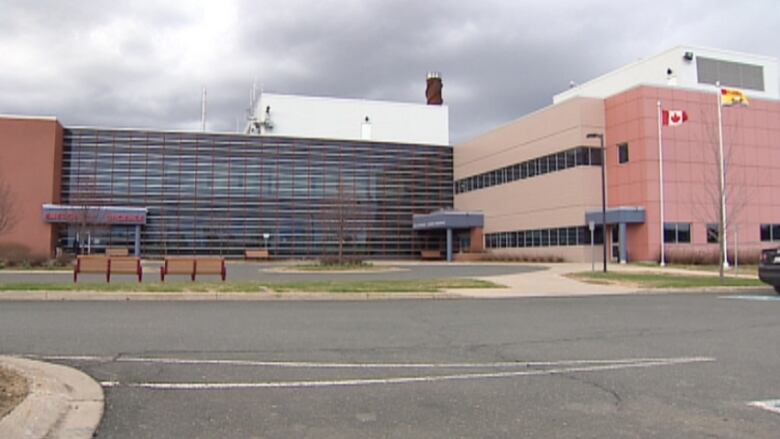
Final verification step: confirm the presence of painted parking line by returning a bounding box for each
[721,295,780,301]
[29,354,711,369]
[96,356,714,390]
[749,400,780,415]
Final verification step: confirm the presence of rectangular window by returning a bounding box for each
[538,156,549,175]
[517,231,525,248]
[567,227,578,246]
[773,225,780,242]
[618,143,629,164]
[707,223,719,244]
[527,159,537,177]
[761,224,771,241]
[549,228,559,246]
[677,223,691,243]
[664,222,692,244]
[589,147,602,166]
[576,147,589,166]
[520,162,528,179]
[663,223,676,244]
[556,152,566,170]
[565,149,576,168]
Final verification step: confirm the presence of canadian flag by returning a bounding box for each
[662,110,688,127]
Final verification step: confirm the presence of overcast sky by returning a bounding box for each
[1,0,778,143]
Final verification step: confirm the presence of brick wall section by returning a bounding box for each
[605,86,780,261]
[0,117,63,258]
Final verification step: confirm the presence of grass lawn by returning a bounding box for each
[286,262,384,272]
[631,262,758,276]
[0,278,503,294]
[570,271,764,289]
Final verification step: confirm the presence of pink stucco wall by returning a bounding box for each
[605,85,780,261]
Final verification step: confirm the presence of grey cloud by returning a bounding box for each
[0,0,778,142]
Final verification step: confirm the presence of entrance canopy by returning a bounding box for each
[412,210,484,231]
[42,204,148,225]
[413,210,484,262]
[584,207,645,226]
[585,206,645,263]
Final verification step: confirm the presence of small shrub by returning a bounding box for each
[0,243,33,265]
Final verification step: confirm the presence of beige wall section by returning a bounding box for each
[454,97,605,180]
[0,117,63,258]
[454,97,606,262]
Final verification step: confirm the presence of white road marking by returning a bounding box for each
[98,357,714,390]
[28,355,714,370]
[749,400,780,415]
[721,295,780,301]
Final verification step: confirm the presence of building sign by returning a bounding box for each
[42,204,147,225]
[412,211,484,231]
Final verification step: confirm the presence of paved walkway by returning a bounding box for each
[449,262,762,298]
[0,356,103,438]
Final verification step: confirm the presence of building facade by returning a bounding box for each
[455,46,780,263]
[0,88,453,259]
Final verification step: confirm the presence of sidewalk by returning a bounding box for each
[449,262,761,298]
[449,263,634,298]
[0,356,104,439]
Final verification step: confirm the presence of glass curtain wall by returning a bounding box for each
[60,129,452,258]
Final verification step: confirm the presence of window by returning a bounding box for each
[664,222,692,243]
[762,224,780,242]
[707,223,719,244]
[527,159,537,177]
[589,148,602,166]
[618,143,629,164]
[576,147,589,166]
[538,156,549,175]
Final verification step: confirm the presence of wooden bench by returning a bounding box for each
[74,255,143,283]
[106,247,129,257]
[244,249,270,260]
[420,250,443,260]
[160,257,227,282]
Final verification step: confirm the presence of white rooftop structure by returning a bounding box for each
[554,45,779,104]
[246,92,450,146]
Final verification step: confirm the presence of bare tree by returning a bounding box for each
[0,172,18,237]
[692,104,760,280]
[320,176,365,264]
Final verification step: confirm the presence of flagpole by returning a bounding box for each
[716,81,729,271]
[657,100,665,267]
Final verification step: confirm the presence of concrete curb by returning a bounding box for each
[0,290,461,301]
[0,356,104,439]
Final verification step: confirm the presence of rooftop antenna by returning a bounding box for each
[201,87,207,132]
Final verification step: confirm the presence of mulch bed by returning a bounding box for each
[0,366,28,420]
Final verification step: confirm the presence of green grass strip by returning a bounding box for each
[571,271,764,289]
[0,278,503,294]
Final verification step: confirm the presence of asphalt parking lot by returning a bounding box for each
[1,292,779,438]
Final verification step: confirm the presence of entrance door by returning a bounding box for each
[611,226,620,262]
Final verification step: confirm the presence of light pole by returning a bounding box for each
[587,132,608,273]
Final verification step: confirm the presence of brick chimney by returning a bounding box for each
[426,72,443,105]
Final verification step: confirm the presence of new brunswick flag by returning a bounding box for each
[721,87,749,106]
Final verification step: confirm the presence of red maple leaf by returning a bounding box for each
[671,113,681,123]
